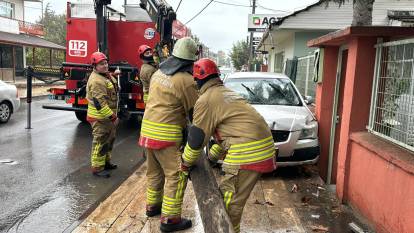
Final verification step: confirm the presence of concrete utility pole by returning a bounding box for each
[249,0,256,71]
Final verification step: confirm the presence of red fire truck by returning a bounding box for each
[43,0,188,122]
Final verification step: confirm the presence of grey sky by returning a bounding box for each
[25,0,317,52]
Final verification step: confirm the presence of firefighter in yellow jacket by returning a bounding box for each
[138,37,199,232]
[138,45,158,103]
[181,58,277,233]
[86,52,120,178]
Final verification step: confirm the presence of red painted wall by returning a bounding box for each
[335,37,377,201]
[315,47,338,181]
[313,30,414,233]
[348,135,414,233]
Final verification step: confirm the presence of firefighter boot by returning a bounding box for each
[92,168,111,178]
[160,218,192,232]
[105,162,117,170]
[146,205,161,217]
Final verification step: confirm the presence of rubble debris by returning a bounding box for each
[254,200,262,205]
[291,184,298,193]
[311,225,329,232]
[349,222,366,233]
[311,214,320,219]
[301,196,312,205]
[253,200,275,206]
[312,190,320,198]
[317,186,326,191]
[331,206,342,214]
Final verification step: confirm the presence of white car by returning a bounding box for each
[219,67,233,80]
[0,80,20,123]
[223,72,319,166]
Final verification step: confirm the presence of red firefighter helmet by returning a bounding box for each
[193,58,220,80]
[90,52,107,65]
[138,45,152,58]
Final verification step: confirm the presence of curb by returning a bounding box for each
[14,82,65,88]
[20,95,50,101]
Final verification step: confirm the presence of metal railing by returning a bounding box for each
[295,54,317,98]
[0,16,45,36]
[368,38,414,152]
[17,19,44,36]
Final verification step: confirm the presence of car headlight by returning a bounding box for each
[299,120,318,139]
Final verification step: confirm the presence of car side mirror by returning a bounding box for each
[304,96,314,105]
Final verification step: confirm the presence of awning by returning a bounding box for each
[0,31,66,50]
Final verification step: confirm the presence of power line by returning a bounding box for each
[212,0,250,7]
[175,0,183,12]
[211,1,292,13]
[257,4,291,13]
[184,0,213,25]
[172,0,213,34]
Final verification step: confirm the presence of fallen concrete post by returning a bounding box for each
[190,153,235,233]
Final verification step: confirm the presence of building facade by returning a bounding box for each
[0,0,65,82]
[258,0,414,97]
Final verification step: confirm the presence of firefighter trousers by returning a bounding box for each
[90,120,116,170]
[145,144,189,221]
[219,167,261,233]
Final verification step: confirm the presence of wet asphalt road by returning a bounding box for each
[0,97,144,233]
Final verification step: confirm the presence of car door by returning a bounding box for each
[0,81,8,103]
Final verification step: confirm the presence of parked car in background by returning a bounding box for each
[0,80,20,123]
[222,72,319,166]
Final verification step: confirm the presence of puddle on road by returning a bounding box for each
[4,183,86,233]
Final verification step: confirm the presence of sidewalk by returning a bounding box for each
[6,79,66,99]
[72,164,204,233]
[71,163,373,233]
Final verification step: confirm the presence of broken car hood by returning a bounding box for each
[252,105,314,132]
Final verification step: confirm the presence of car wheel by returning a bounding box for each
[75,111,87,123]
[0,102,11,123]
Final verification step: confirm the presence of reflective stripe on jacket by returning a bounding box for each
[139,70,198,149]
[182,78,276,172]
[140,119,182,142]
[86,71,118,121]
[225,136,275,165]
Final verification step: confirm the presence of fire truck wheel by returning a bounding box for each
[75,111,87,123]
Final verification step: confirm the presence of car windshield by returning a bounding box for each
[224,78,302,106]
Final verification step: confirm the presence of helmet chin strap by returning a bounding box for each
[142,56,154,63]
[195,79,205,89]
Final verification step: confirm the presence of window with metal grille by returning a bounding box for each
[274,51,284,73]
[295,54,317,98]
[368,39,414,151]
[0,1,14,19]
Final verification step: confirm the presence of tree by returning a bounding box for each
[230,40,249,70]
[26,3,66,67]
[191,34,201,44]
[325,0,375,26]
[217,50,227,67]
